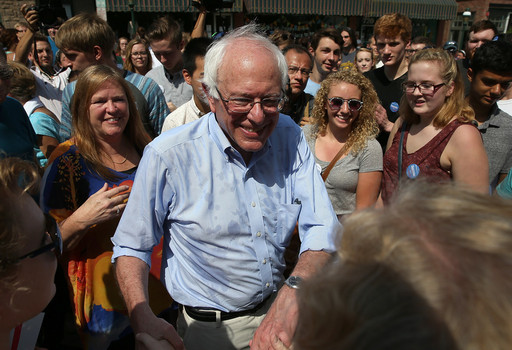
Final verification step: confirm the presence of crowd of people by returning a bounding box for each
[1,4,512,350]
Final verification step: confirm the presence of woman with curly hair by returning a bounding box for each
[123,38,152,76]
[302,69,382,220]
[380,49,488,204]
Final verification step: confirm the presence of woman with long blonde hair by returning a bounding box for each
[381,48,488,203]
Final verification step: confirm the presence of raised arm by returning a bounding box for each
[191,0,207,38]
[15,4,39,65]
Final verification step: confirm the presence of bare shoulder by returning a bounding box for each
[385,117,404,151]
[450,123,482,146]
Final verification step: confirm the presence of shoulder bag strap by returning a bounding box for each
[398,122,407,182]
[322,144,347,182]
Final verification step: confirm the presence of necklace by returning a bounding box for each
[111,156,127,165]
[109,153,128,165]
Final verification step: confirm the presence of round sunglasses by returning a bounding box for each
[328,97,364,112]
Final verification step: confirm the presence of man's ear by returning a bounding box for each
[178,40,185,52]
[308,46,315,56]
[203,82,216,113]
[183,69,192,85]
[467,67,474,83]
[93,45,103,62]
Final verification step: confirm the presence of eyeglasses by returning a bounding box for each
[328,97,363,112]
[402,82,445,96]
[288,66,311,77]
[17,214,62,261]
[215,88,285,114]
[131,51,148,57]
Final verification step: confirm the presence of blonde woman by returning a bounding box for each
[302,70,382,220]
[354,48,374,73]
[381,49,488,203]
[123,38,152,76]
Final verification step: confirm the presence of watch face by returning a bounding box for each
[286,276,302,289]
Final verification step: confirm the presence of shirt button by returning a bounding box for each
[256,232,261,237]
[251,202,256,207]
[262,259,267,264]
[266,282,270,288]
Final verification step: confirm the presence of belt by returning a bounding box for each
[183,296,269,322]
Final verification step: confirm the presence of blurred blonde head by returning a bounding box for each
[296,181,512,350]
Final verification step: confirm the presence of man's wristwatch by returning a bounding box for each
[284,275,303,289]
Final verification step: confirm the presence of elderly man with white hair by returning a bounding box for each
[112,24,340,350]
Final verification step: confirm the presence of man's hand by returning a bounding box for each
[20,4,39,32]
[374,104,394,132]
[251,251,331,349]
[130,302,184,350]
[115,256,185,350]
[250,285,298,349]
[136,331,177,350]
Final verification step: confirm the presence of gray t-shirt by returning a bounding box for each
[146,65,192,107]
[478,104,512,187]
[303,124,383,216]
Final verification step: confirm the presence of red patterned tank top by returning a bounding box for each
[381,119,470,204]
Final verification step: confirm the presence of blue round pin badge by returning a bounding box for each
[390,102,399,113]
[406,164,420,179]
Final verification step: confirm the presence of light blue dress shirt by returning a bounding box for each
[112,113,340,312]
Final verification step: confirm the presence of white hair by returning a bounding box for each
[203,23,288,99]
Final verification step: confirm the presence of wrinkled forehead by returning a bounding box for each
[218,43,279,79]
[285,50,313,67]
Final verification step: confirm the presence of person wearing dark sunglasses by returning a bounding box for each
[0,158,59,348]
[302,69,382,221]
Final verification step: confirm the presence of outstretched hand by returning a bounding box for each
[129,302,185,350]
[136,332,177,350]
[250,286,298,350]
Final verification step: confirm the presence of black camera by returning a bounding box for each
[28,0,67,28]
[191,0,234,12]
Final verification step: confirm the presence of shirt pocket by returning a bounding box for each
[276,203,302,248]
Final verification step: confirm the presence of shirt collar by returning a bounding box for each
[479,103,502,129]
[164,69,183,82]
[190,97,205,117]
[207,112,272,165]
